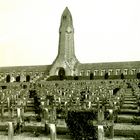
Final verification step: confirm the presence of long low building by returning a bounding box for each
[0,7,140,81]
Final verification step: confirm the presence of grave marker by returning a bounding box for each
[8,122,14,140]
[108,109,114,139]
[98,125,104,140]
[49,123,56,140]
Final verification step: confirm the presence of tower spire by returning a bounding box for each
[60,7,73,32]
[49,7,79,76]
[62,7,72,19]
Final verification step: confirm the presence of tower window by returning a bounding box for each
[63,16,67,20]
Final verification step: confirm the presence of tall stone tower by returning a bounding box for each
[49,7,79,76]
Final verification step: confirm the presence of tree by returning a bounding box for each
[121,73,124,79]
[104,73,109,79]
[74,76,79,80]
[137,73,140,79]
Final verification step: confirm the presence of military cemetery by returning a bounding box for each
[0,7,140,140]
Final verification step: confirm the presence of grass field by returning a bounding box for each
[0,132,72,140]
[0,132,135,140]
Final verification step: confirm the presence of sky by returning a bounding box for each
[0,0,140,67]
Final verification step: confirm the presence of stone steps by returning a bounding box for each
[114,123,140,137]
[117,114,140,123]
[0,132,135,140]
[117,114,133,123]
[1,107,35,113]
[0,132,72,140]
[0,121,69,134]
[105,137,134,140]
[120,109,138,115]
[124,98,137,101]
[0,121,139,139]
[114,90,140,138]
[121,104,137,109]
[123,101,137,104]
[0,88,139,139]
[124,95,136,98]
[0,112,36,122]
[26,106,35,112]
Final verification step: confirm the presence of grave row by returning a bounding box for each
[0,79,139,139]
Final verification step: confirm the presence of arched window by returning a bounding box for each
[87,70,90,76]
[80,70,84,76]
[26,75,30,82]
[123,69,128,75]
[108,69,113,76]
[16,75,20,82]
[101,70,105,76]
[94,70,98,76]
[58,67,65,80]
[116,69,121,75]
[131,69,136,75]
[90,73,94,80]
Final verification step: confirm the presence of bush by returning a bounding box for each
[74,76,79,80]
[121,73,124,79]
[66,110,98,140]
[137,73,140,79]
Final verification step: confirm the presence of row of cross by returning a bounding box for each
[0,79,139,140]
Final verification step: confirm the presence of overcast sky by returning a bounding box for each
[0,0,140,66]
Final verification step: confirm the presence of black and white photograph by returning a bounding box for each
[0,0,140,139]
